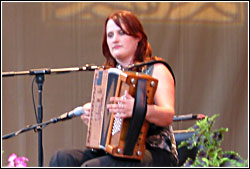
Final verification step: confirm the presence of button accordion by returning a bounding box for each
[86,68,158,160]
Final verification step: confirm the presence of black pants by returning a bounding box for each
[49,146,178,167]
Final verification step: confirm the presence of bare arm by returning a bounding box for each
[145,63,175,127]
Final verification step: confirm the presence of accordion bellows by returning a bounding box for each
[86,68,158,160]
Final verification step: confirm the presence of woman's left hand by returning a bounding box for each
[107,90,134,118]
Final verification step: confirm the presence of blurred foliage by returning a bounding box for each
[178,114,248,167]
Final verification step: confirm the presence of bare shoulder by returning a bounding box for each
[152,63,175,85]
[151,63,175,108]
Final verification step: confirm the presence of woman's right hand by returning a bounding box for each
[80,102,91,126]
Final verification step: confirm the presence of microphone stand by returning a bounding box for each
[36,74,44,167]
[2,64,99,167]
[2,113,73,140]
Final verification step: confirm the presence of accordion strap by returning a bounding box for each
[124,78,147,155]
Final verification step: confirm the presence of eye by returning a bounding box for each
[107,32,114,38]
[119,30,125,35]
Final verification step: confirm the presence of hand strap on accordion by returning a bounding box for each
[124,78,147,155]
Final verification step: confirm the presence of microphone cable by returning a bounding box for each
[32,76,39,123]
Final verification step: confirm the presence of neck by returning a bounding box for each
[116,57,134,68]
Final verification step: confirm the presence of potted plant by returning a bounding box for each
[178,114,248,167]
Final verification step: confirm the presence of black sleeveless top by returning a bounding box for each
[141,64,178,162]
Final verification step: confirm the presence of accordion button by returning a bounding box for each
[117,148,123,154]
[130,78,135,84]
[150,81,156,87]
[136,151,142,156]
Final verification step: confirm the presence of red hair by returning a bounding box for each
[102,10,152,68]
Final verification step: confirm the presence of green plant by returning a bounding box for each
[178,114,248,167]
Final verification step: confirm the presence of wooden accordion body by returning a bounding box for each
[86,68,158,160]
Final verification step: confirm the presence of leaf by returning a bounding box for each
[201,157,210,166]
[221,151,248,165]
[182,158,194,167]
[179,114,248,167]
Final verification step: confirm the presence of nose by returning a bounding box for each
[112,33,119,43]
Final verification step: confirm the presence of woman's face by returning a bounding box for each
[106,19,140,67]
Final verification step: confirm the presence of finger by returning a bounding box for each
[80,115,84,121]
[108,107,125,113]
[124,90,133,99]
[108,105,126,114]
[107,103,124,109]
[81,114,89,120]
[84,118,89,125]
[110,97,126,103]
[82,111,90,118]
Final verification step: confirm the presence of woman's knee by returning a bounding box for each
[49,149,78,167]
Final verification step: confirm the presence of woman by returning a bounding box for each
[49,10,178,167]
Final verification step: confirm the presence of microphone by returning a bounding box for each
[52,106,85,122]
[2,64,100,77]
[173,114,206,121]
[2,106,86,140]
